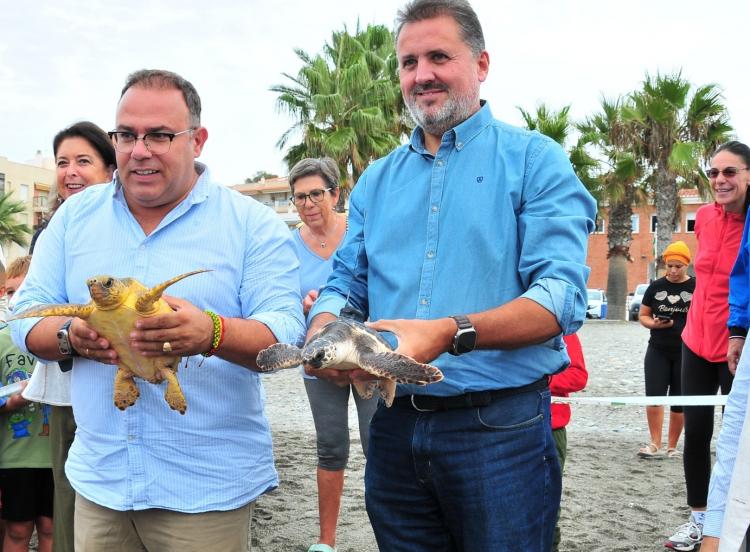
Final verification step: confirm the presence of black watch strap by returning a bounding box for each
[449,315,476,356]
[57,319,79,358]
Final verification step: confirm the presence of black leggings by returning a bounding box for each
[644,345,683,413]
[681,343,734,507]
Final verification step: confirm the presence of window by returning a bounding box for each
[651,214,680,233]
[594,216,606,234]
[686,212,696,233]
[0,173,5,195]
[19,184,29,201]
[631,214,640,233]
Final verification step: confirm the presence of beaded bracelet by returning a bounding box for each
[202,310,225,357]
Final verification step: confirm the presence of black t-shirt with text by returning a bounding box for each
[642,276,696,350]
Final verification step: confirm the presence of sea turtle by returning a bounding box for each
[10,270,209,414]
[255,317,444,406]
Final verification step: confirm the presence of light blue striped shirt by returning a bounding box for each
[11,164,305,512]
[310,102,596,395]
[705,339,750,537]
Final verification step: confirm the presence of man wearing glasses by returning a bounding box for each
[306,0,595,550]
[11,69,304,551]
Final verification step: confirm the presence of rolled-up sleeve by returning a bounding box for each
[10,202,70,357]
[241,208,305,346]
[518,138,595,333]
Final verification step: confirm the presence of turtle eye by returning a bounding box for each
[103,278,114,288]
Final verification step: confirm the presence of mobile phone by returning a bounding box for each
[656,314,672,321]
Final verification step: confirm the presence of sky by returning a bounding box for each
[1,0,748,185]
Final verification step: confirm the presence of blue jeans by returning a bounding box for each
[365,387,560,552]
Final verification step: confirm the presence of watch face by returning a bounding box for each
[455,329,477,354]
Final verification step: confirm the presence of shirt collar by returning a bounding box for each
[409,100,493,155]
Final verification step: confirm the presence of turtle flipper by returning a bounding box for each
[113,367,140,410]
[358,352,443,385]
[135,270,210,314]
[255,343,304,373]
[377,380,396,407]
[353,381,376,400]
[159,367,187,415]
[9,302,96,321]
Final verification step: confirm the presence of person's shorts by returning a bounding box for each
[0,468,54,521]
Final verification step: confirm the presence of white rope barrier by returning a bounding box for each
[554,394,727,407]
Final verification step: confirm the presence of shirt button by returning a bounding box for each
[420,298,428,305]
[456,142,464,149]
[431,205,438,213]
[436,159,444,167]
[427,251,435,258]
[127,435,135,442]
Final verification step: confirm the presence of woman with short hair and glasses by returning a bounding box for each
[665,141,750,551]
[288,157,377,552]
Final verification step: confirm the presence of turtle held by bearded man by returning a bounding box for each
[255,317,444,406]
[10,270,209,414]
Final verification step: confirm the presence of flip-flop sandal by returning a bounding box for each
[308,545,336,552]
[637,443,665,458]
[666,448,682,458]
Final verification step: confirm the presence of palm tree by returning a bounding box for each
[578,98,646,320]
[272,23,408,209]
[0,192,31,247]
[622,72,732,270]
[517,103,599,191]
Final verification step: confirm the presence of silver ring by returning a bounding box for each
[162,341,173,353]
[85,348,90,356]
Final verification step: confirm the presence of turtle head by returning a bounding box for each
[86,276,128,309]
[302,339,336,369]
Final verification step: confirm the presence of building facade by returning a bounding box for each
[0,153,55,261]
[231,176,301,228]
[586,189,707,293]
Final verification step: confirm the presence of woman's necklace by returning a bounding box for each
[310,216,340,248]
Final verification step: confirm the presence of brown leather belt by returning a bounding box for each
[392,376,549,412]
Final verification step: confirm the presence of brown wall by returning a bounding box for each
[585,200,703,293]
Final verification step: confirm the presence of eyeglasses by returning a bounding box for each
[107,128,196,155]
[706,167,749,179]
[290,188,331,206]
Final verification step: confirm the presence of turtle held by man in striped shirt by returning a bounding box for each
[255,317,444,406]
[10,270,209,414]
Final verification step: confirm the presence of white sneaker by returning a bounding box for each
[664,515,703,551]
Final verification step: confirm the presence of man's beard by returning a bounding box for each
[405,83,478,137]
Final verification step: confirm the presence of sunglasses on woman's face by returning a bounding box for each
[707,167,749,179]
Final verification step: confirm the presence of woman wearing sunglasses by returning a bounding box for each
[288,157,378,552]
[665,141,750,551]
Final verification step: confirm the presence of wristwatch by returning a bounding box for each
[56,319,79,357]
[448,315,477,356]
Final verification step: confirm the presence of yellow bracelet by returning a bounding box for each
[202,310,225,357]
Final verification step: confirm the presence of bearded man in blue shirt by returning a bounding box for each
[306,1,596,550]
[11,69,305,551]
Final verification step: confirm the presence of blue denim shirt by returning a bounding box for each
[310,103,596,395]
[11,164,305,512]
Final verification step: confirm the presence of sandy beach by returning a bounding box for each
[254,320,722,551]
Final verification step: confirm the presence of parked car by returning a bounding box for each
[586,289,608,319]
[628,283,649,321]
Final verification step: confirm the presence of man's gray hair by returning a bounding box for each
[288,157,341,192]
[395,0,485,56]
[121,69,202,126]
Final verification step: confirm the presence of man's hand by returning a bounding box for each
[728,337,745,375]
[130,295,214,357]
[69,318,118,365]
[367,317,455,364]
